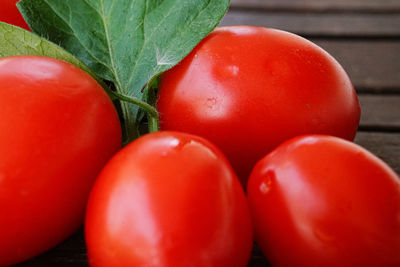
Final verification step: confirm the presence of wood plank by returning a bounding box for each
[220,11,400,37]
[313,40,400,91]
[230,0,400,13]
[355,132,400,175]
[359,95,400,130]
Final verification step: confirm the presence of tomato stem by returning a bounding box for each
[112,91,160,135]
[148,116,159,133]
[119,100,139,144]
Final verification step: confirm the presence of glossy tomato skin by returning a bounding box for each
[0,0,30,30]
[247,135,400,266]
[0,56,121,266]
[85,131,253,267]
[157,26,360,185]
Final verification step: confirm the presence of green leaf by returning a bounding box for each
[18,0,230,141]
[0,21,106,90]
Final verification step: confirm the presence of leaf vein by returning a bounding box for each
[44,0,113,75]
[124,1,184,94]
[98,0,123,90]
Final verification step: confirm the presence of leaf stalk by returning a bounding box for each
[111,91,160,136]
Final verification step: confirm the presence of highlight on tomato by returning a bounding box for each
[157,26,361,186]
[0,55,121,266]
[0,0,30,30]
[85,131,253,267]
[247,135,400,266]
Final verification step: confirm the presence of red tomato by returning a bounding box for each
[247,135,400,266]
[0,56,121,266]
[0,0,30,30]
[85,131,253,267]
[157,26,360,185]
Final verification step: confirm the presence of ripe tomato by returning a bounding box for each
[0,56,121,266]
[0,0,30,30]
[85,131,253,267]
[157,26,360,185]
[247,135,400,266]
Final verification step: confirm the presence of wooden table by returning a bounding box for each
[16,0,400,266]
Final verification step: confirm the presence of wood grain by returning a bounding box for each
[220,11,400,37]
[230,0,400,13]
[314,40,400,91]
[359,95,400,130]
[355,132,400,175]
